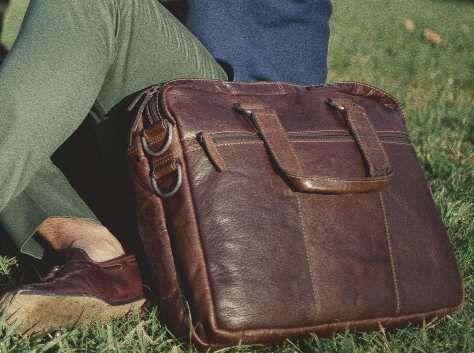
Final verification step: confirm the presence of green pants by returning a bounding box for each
[0,0,227,258]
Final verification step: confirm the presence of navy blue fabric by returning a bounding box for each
[161,0,332,85]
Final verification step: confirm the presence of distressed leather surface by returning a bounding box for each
[127,79,464,350]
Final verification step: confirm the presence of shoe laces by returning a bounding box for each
[41,265,65,282]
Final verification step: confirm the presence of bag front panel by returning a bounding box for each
[159,81,420,332]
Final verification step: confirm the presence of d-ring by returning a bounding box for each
[141,120,173,157]
[151,161,183,198]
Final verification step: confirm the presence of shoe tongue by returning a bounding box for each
[65,248,92,263]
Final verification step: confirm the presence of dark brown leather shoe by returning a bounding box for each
[0,249,147,335]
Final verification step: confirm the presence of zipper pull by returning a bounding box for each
[198,131,229,172]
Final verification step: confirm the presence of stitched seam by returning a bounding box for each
[254,111,303,173]
[160,288,181,302]
[288,130,349,134]
[127,145,142,155]
[151,153,182,168]
[252,113,287,171]
[161,80,408,129]
[161,80,405,115]
[144,131,167,143]
[215,141,264,148]
[377,130,409,135]
[382,141,412,146]
[185,306,460,349]
[335,81,409,126]
[292,139,355,143]
[288,174,391,183]
[295,194,319,320]
[277,82,286,94]
[165,83,287,97]
[184,146,205,154]
[348,109,375,175]
[358,109,392,171]
[379,192,400,316]
[126,134,168,156]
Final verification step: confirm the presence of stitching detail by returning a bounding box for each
[184,146,205,154]
[180,129,407,138]
[151,153,183,168]
[160,80,406,118]
[160,80,409,130]
[288,174,391,183]
[127,144,142,155]
[253,111,303,173]
[347,109,375,175]
[292,139,355,143]
[188,306,461,349]
[288,130,349,134]
[359,109,391,169]
[349,108,391,176]
[295,194,319,320]
[377,130,409,135]
[382,141,412,146]
[379,192,400,316]
[144,131,167,143]
[277,82,286,94]
[160,288,181,302]
[215,141,263,147]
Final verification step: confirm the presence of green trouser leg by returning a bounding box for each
[0,0,227,258]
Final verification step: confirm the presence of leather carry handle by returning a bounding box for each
[236,101,393,194]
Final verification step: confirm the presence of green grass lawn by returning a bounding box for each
[1,0,473,351]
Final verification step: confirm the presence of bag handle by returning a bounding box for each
[235,100,393,194]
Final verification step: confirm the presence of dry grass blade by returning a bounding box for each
[402,18,415,32]
[424,29,446,45]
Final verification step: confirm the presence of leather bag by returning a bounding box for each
[126,79,464,351]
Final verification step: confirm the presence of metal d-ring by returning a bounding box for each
[151,161,183,198]
[141,120,173,157]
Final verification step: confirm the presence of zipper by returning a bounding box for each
[206,131,410,145]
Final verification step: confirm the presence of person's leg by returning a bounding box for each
[0,0,226,261]
[0,0,225,333]
[0,161,121,261]
[0,0,123,262]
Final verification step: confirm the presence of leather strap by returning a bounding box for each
[332,98,393,177]
[238,102,393,194]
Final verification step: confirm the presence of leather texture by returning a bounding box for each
[126,79,465,351]
[2,249,145,304]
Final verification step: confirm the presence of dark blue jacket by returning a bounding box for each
[161,0,332,85]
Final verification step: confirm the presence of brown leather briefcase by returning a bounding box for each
[126,79,464,351]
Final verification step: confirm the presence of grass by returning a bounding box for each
[1,0,473,351]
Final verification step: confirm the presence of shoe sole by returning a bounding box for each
[0,292,147,335]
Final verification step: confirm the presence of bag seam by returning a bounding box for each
[379,192,401,315]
